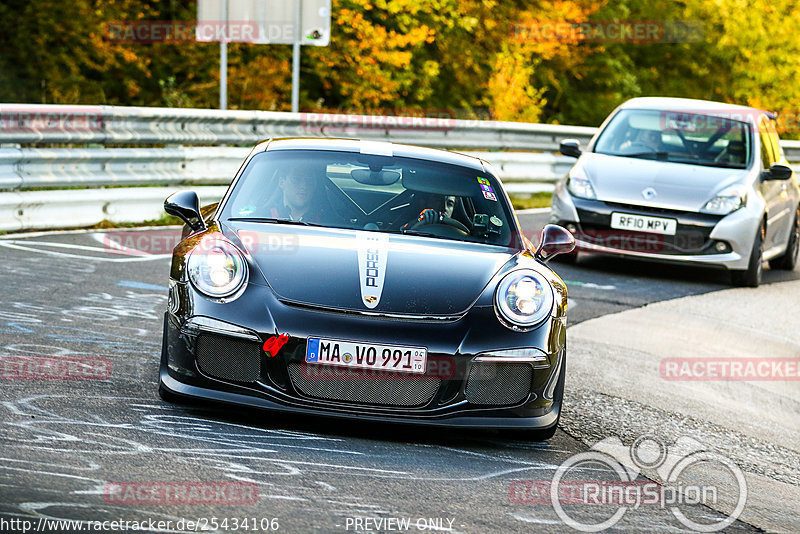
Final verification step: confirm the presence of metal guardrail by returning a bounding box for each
[0,187,227,233]
[3,103,798,156]
[0,104,598,150]
[0,147,571,191]
[0,104,798,233]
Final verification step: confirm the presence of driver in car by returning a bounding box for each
[271,164,329,223]
[402,193,458,230]
[618,128,665,153]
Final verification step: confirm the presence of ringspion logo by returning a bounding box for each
[510,435,746,532]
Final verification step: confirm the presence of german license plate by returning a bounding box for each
[610,212,677,235]
[305,338,427,374]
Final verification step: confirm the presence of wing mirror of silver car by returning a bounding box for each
[559,139,582,158]
[164,191,207,233]
[763,163,794,181]
[535,224,576,263]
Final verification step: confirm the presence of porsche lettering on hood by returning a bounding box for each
[357,231,389,309]
[230,223,512,316]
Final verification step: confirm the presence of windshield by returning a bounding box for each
[594,109,753,169]
[220,149,516,246]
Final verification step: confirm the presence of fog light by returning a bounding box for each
[715,241,730,253]
[566,223,578,234]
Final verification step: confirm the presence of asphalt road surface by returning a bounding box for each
[2,220,793,533]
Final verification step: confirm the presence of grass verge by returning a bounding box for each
[509,192,552,210]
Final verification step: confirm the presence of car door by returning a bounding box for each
[757,117,785,249]
[764,118,796,249]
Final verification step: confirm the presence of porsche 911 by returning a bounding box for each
[158,138,575,440]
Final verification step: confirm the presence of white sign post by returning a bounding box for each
[197,0,332,112]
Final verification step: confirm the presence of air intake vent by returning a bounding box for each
[287,362,440,407]
[196,334,261,383]
[465,362,533,405]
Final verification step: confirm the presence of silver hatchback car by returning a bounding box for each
[551,97,800,287]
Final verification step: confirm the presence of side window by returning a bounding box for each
[759,119,776,169]
[765,119,783,162]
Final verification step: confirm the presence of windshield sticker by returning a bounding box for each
[483,190,497,201]
[357,231,389,309]
[490,216,503,227]
[477,177,491,186]
[479,183,494,193]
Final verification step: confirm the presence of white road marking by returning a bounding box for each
[0,241,170,262]
[564,279,617,290]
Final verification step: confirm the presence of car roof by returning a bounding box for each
[619,97,772,121]
[257,137,486,172]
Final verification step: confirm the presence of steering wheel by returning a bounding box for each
[411,216,470,236]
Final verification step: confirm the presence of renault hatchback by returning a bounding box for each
[551,97,799,286]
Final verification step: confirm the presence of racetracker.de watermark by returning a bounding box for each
[300,357,456,381]
[0,106,103,133]
[660,357,800,381]
[300,111,456,133]
[1,356,111,381]
[100,230,300,256]
[104,482,259,506]
[659,109,800,134]
[511,19,704,43]
[103,21,268,43]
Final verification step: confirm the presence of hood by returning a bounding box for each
[577,153,748,211]
[226,222,515,316]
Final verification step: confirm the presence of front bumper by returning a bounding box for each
[550,184,759,270]
[159,280,566,430]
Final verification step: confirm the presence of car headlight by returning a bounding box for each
[567,175,597,199]
[701,184,747,215]
[494,270,554,330]
[187,238,247,298]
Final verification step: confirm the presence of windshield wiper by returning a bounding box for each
[619,151,670,159]
[398,228,453,240]
[227,217,324,227]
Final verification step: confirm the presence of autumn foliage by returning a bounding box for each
[0,0,798,132]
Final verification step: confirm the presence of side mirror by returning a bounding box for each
[559,139,582,158]
[763,163,793,181]
[535,224,576,263]
[165,191,206,233]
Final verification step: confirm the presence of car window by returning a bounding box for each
[765,118,783,162]
[594,109,752,169]
[220,149,516,247]
[759,118,777,169]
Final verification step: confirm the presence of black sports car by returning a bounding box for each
[159,138,575,440]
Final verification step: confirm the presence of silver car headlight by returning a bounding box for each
[494,270,554,330]
[187,238,247,298]
[701,184,747,215]
[567,175,597,199]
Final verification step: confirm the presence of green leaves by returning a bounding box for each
[0,0,798,138]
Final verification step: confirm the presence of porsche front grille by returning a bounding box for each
[196,334,262,383]
[287,362,440,407]
[465,362,533,405]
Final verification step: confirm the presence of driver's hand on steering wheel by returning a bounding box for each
[417,208,441,225]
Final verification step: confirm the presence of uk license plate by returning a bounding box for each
[610,212,677,235]
[305,338,427,374]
